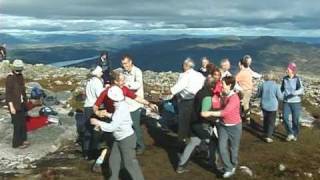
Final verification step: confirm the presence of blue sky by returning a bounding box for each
[1,0,320,37]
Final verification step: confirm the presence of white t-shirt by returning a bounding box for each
[84,77,104,107]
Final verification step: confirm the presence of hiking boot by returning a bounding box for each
[286,134,295,142]
[176,165,189,174]
[264,137,273,143]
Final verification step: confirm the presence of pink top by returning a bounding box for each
[221,93,242,125]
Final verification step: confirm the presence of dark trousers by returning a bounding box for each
[177,99,194,140]
[131,108,144,150]
[262,109,277,138]
[83,107,113,159]
[11,111,27,148]
[83,107,94,156]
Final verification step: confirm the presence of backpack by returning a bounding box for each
[30,87,45,99]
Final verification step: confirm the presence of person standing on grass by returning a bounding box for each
[236,58,253,123]
[281,62,304,142]
[6,59,29,149]
[91,86,145,180]
[201,76,242,179]
[257,72,283,143]
[117,54,147,154]
[169,58,205,143]
[176,77,218,173]
[243,55,262,79]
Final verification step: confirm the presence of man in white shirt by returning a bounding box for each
[118,54,146,154]
[169,58,205,142]
[220,58,232,79]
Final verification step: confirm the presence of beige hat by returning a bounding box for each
[91,66,103,76]
[107,86,124,102]
[12,59,24,71]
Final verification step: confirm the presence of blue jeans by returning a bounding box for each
[283,102,301,137]
[217,123,242,172]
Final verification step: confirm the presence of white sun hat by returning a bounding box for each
[107,86,124,101]
[12,59,24,70]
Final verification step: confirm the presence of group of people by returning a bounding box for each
[5,50,304,179]
[81,52,157,180]
[167,55,304,178]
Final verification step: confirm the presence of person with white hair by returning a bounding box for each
[169,58,205,142]
[82,66,104,159]
[90,86,145,180]
[6,59,29,149]
[220,58,232,79]
[198,57,210,77]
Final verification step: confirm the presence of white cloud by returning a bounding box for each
[1,14,320,37]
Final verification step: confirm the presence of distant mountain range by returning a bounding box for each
[1,34,320,74]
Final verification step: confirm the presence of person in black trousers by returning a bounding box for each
[6,59,29,149]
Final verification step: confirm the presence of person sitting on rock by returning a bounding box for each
[6,59,30,149]
[91,86,145,180]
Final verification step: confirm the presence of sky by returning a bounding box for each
[1,0,320,37]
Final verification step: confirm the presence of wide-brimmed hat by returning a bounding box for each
[12,59,24,71]
[107,86,124,102]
